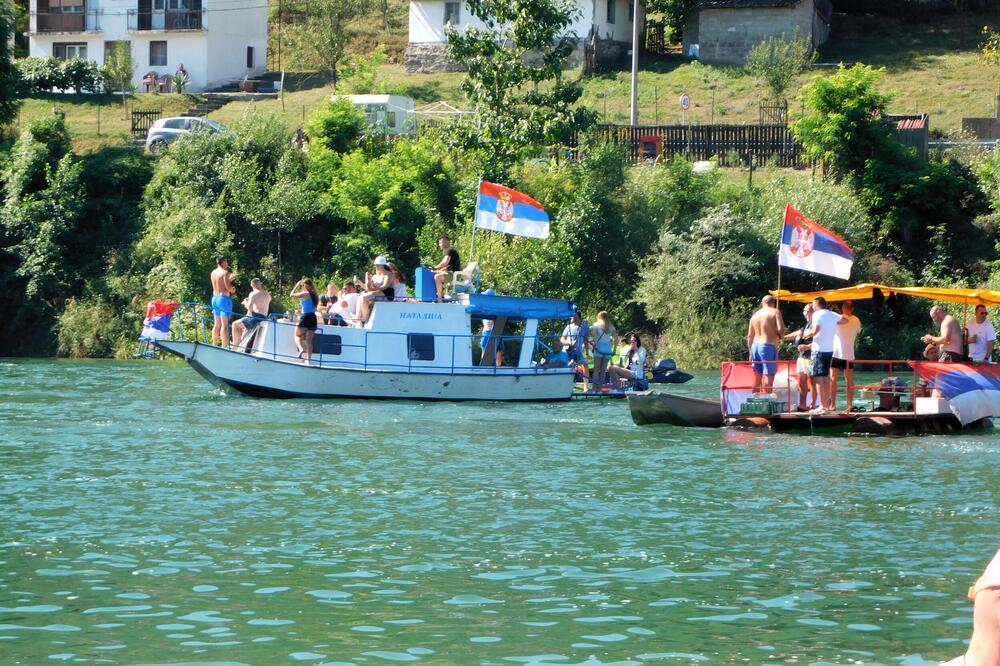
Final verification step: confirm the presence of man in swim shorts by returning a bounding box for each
[746,295,786,394]
[231,278,271,349]
[210,255,236,348]
[922,305,964,363]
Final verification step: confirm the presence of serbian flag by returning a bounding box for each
[778,204,854,280]
[141,300,180,340]
[912,362,1000,425]
[475,181,550,240]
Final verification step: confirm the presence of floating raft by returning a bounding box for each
[727,411,993,434]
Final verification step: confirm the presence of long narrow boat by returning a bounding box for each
[628,391,724,427]
[156,293,577,401]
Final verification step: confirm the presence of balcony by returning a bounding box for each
[32,10,101,33]
[127,9,203,32]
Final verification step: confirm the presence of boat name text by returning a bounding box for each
[399,312,444,320]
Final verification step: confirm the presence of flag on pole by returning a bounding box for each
[778,204,854,280]
[475,181,550,240]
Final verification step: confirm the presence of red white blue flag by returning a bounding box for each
[475,181,550,240]
[141,300,180,340]
[778,204,854,280]
[913,362,1000,425]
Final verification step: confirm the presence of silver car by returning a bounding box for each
[145,117,226,153]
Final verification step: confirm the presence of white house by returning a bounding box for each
[27,0,268,92]
[405,0,643,72]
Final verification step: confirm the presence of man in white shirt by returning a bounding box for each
[831,300,862,412]
[966,305,996,364]
[803,296,842,413]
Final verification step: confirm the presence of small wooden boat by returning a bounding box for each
[628,391,724,427]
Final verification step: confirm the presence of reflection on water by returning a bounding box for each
[0,359,998,664]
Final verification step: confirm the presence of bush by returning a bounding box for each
[61,57,101,93]
[57,296,133,358]
[305,98,368,153]
[16,56,68,92]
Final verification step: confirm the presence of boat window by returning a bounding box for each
[315,333,342,356]
[407,333,435,361]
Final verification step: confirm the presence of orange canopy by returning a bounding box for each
[771,283,1000,307]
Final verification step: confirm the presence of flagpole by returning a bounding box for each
[469,177,482,263]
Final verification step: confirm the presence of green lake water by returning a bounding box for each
[2,359,999,665]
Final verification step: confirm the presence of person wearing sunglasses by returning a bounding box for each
[967,305,996,365]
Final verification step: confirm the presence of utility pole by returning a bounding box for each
[629,0,640,126]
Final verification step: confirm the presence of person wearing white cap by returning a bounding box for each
[356,255,396,325]
[941,548,1000,665]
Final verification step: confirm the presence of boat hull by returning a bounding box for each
[157,341,574,401]
[628,391,724,427]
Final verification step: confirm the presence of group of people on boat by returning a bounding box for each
[746,294,997,414]
[556,310,651,391]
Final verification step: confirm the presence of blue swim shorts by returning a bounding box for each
[751,342,778,376]
[211,295,233,317]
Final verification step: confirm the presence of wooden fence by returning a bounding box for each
[571,124,810,167]
[130,106,162,139]
[644,18,673,56]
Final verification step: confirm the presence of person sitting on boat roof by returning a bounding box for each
[231,278,271,349]
[782,303,815,411]
[432,235,461,303]
[389,262,409,301]
[290,278,319,364]
[539,338,570,369]
[319,282,340,324]
[746,295,786,395]
[356,256,395,325]
[941,547,1000,666]
[922,305,964,362]
[561,311,589,365]
[608,333,648,388]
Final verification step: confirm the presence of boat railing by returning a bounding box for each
[722,359,921,417]
[249,318,572,376]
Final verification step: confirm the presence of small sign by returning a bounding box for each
[679,93,691,111]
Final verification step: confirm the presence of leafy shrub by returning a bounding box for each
[745,31,816,101]
[57,296,132,358]
[16,56,68,92]
[61,57,101,93]
[305,98,368,153]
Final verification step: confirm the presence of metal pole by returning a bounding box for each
[629,0,640,126]
[469,178,483,262]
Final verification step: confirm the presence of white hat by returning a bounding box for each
[374,255,389,267]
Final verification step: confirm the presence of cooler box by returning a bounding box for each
[414,267,436,302]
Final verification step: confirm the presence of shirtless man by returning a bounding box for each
[746,295,786,394]
[432,235,461,303]
[921,305,964,362]
[942,547,1000,666]
[210,255,236,348]
[231,278,271,349]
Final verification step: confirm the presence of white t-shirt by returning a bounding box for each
[833,314,861,360]
[394,282,408,300]
[334,293,360,320]
[810,309,841,354]
[967,319,997,361]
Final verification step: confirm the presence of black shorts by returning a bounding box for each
[811,351,833,377]
[297,312,318,330]
[831,357,852,370]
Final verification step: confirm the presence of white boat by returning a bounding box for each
[156,293,577,401]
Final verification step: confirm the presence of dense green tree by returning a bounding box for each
[446,0,596,182]
[0,0,21,126]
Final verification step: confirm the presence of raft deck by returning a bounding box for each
[727,411,992,434]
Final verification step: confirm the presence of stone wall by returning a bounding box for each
[403,38,625,73]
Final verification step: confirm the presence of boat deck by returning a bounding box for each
[726,410,992,434]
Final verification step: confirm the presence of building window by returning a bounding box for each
[149,40,167,66]
[246,46,254,69]
[606,0,615,24]
[444,1,460,27]
[53,43,87,60]
[407,334,435,362]
[314,334,342,356]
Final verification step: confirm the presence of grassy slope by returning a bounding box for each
[15,10,1000,150]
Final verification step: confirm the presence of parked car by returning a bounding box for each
[145,117,226,153]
